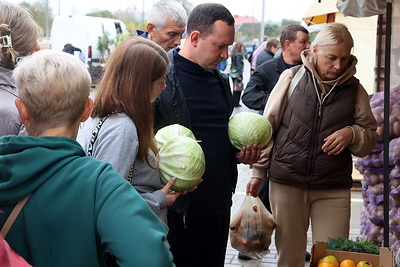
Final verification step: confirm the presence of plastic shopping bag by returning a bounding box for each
[0,234,32,267]
[229,195,276,259]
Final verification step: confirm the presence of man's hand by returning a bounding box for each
[322,127,353,156]
[235,144,262,165]
[246,177,264,197]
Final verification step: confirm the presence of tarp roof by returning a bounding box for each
[303,0,339,25]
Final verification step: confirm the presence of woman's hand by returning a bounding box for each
[322,127,353,156]
[161,177,203,206]
[246,177,264,197]
[161,178,183,206]
[236,144,262,165]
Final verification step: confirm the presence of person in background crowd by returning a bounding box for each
[0,3,41,136]
[135,0,187,51]
[246,23,377,267]
[249,37,268,75]
[62,43,82,55]
[0,50,174,267]
[255,37,280,69]
[242,24,310,114]
[229,41,245,107]
[82,37,187,227]
[153,3,261,266]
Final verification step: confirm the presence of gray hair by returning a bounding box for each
[0,3,42,69]
[13,50,91,134]
[311,23,354,50]
[148,0,187,30]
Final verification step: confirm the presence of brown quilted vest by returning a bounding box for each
[269,66,359,189]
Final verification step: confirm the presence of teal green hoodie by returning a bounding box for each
[0,135,174,267]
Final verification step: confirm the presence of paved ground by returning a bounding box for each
[224,158,363,267]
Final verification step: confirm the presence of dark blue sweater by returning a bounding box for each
[174,53,235,215]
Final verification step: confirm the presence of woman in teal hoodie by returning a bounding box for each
[0,50,174,267]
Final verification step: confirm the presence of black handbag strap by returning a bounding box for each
[1,194,31,238]
[87,113,134,182]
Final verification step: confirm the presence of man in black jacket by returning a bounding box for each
[255,37,280,70]
[242,25,310,113]
[153,3,261,266]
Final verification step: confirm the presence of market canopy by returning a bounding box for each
[303,0,339,26]
[303,0,386,26]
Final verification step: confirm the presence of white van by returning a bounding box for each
[50,15,128,62]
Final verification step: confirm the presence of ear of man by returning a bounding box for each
[190,31,201,47]
[147,23,156,39]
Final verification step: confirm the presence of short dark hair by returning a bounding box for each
[266,37,280,50]
[280,24,308,50]
[186,3,234,38]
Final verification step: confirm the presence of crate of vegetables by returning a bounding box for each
[311,239,394,267]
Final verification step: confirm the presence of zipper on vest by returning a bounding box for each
[312,74,338,117]
[306,112,322,187]
[306,75,339,186]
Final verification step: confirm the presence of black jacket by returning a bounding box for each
[242,54,299,110]
[152,48,238,215]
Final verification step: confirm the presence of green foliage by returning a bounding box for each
[281,19,302,28]
[86,10,116,19]
[114,10,139,34]
[97,32,114,59]
[116,32,131,46]
[262,19,302,38]
[20,0,53,37]
[326,237,380,255]
[264,23,280,37]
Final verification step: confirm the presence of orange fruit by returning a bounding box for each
[319,263,335,267]
[340,259,356,267]
[318,255,339,267]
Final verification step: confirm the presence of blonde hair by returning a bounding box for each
[13,50,91,134]
[0,3,42,69]
[231,41,245,55]
[311,23,354,50]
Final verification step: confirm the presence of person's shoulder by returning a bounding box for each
[92,113,138,139]
[258,56,278,70]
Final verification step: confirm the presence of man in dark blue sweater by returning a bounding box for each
[153,3,261,267]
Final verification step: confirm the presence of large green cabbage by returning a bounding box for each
[154,124,195,150]
[158,135,205,191]
[228,112,272,150]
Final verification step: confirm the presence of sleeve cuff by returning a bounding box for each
[346,126,355,143]
[251,167,266,180]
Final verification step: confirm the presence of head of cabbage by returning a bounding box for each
[228,112,272,150]
[155,124,196,150]
[157,135,205,192]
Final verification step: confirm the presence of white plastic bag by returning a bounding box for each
[229,195,276,259]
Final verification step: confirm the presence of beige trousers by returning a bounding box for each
[269,180,351,267]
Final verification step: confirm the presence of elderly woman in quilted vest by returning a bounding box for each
[246,23,377,267]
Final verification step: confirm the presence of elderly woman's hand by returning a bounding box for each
[236,144,262,165]
[322,127,353,156]
[246,177,264,197]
